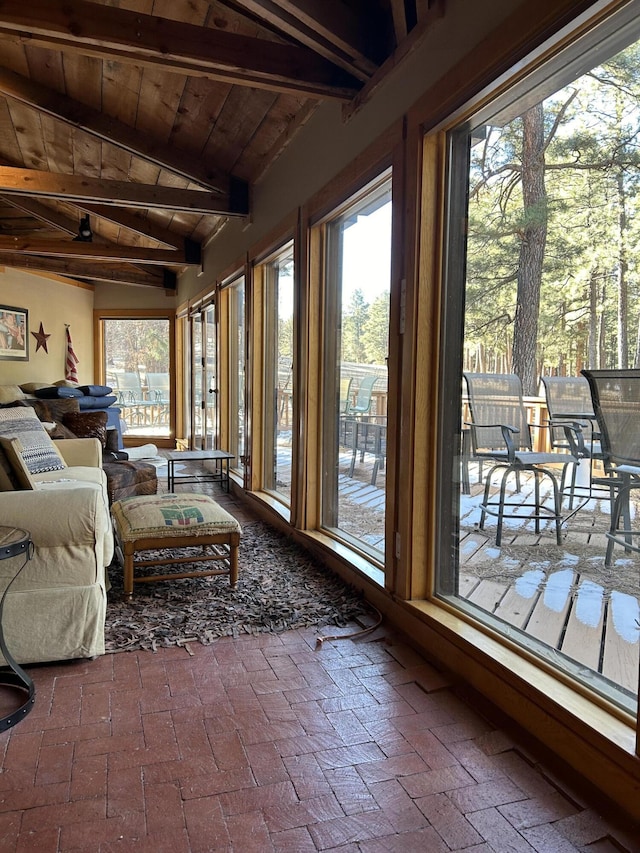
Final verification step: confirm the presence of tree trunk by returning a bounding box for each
[616,171,629,368]
[588,268,598,368]
[512,104,547,395]
[599,283,607,368]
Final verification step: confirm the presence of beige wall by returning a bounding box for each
[0,267,94,386]
[92,281,178,311]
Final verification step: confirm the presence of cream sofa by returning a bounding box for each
[0,437,113,665]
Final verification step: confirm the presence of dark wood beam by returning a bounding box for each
[0,0,361,100]
[75,204,187,251]
[389,0,408,42]
[0,236,198,266]
[230,0,378,80]
[0,167,249,215]
[1,195,82,237]
[1,194,191,251]
[0,252,171,288]
[0,65,237,196]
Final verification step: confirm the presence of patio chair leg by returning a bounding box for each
[495,468,511,546]
[515,470,522,494]
[548,471,563,546]
[605,488,625,567]
[479,470,494,533]
[533,472,541,535]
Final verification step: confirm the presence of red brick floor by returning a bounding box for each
[0,632,637,852]
[0,492,638,851]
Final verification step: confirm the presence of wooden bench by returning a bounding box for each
[111,493,241,598]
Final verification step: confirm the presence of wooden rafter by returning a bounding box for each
[74,205,186,251]
[0,167,249,216]
[231,0,378,80]
[0,65,239,197]
[0,0,361,100]
[0,252,172,288]
[2,195,192,251]
[344,0,447,118]
[0,236,200,266]
[1,195,85,238]
[389,0,408,42]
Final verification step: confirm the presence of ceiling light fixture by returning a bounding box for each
[73,215,93,242]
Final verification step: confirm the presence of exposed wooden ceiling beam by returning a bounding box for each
[0,236,200,266]
[0,252,172,288]
[389,0,408,42]
[0,1,361,100]
[2,194,192,251]
[230,0,377,80]
[345,0,446,118]
[0,167,249,215]
[75,204,186,251]
[1,195,84,238]
[0,65,239,197]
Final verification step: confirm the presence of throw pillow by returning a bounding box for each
[0,437,36,489]
[77,385,113,397]
[0,385,26,404]
[34,386,83,399]
[62,411,108,448]
[105,427,120,453]
[0,408,66,474]
[19,382,50,394]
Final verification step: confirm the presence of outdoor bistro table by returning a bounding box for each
[0,526,35,731]
[166,449,235,493]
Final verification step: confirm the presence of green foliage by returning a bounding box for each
[463,37,640,375]
[340,288,389,365]
[105,318,169,376]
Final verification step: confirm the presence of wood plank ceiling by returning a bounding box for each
[0,0,444,289]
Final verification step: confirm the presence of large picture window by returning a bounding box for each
[321,173,391,561]
[261,242,294,505]
[228,277,246,475]
[101,315,173,443]
[437,9,640,714]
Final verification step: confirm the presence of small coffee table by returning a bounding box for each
[166,449,235,493]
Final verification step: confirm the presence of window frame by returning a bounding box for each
[93,308,176,449]
[401,0,640,792]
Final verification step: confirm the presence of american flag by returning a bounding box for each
[65,325,79,383]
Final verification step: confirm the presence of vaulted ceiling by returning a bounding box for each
[0,0,444,289]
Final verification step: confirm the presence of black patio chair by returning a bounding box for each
[464,373,580,545]
[581,369,640,566]
[541,375,612,510]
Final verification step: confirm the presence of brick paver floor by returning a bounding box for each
[0,487,637,851]
[0,623,637,851]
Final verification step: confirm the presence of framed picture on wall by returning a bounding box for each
[0,306,28,361]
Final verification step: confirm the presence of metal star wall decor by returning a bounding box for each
[31,322,51,353]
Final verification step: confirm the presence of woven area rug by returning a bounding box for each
[105,520,370,653]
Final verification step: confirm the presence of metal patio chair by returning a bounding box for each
[145,372,170,424]
[346,374,378,417]
[464,373,580,545]
[541,375,612,510]
[113,371,155,425]
[581,369,640,566]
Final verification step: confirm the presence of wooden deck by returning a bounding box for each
[460,463,640,703]
[270,439,639,704]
